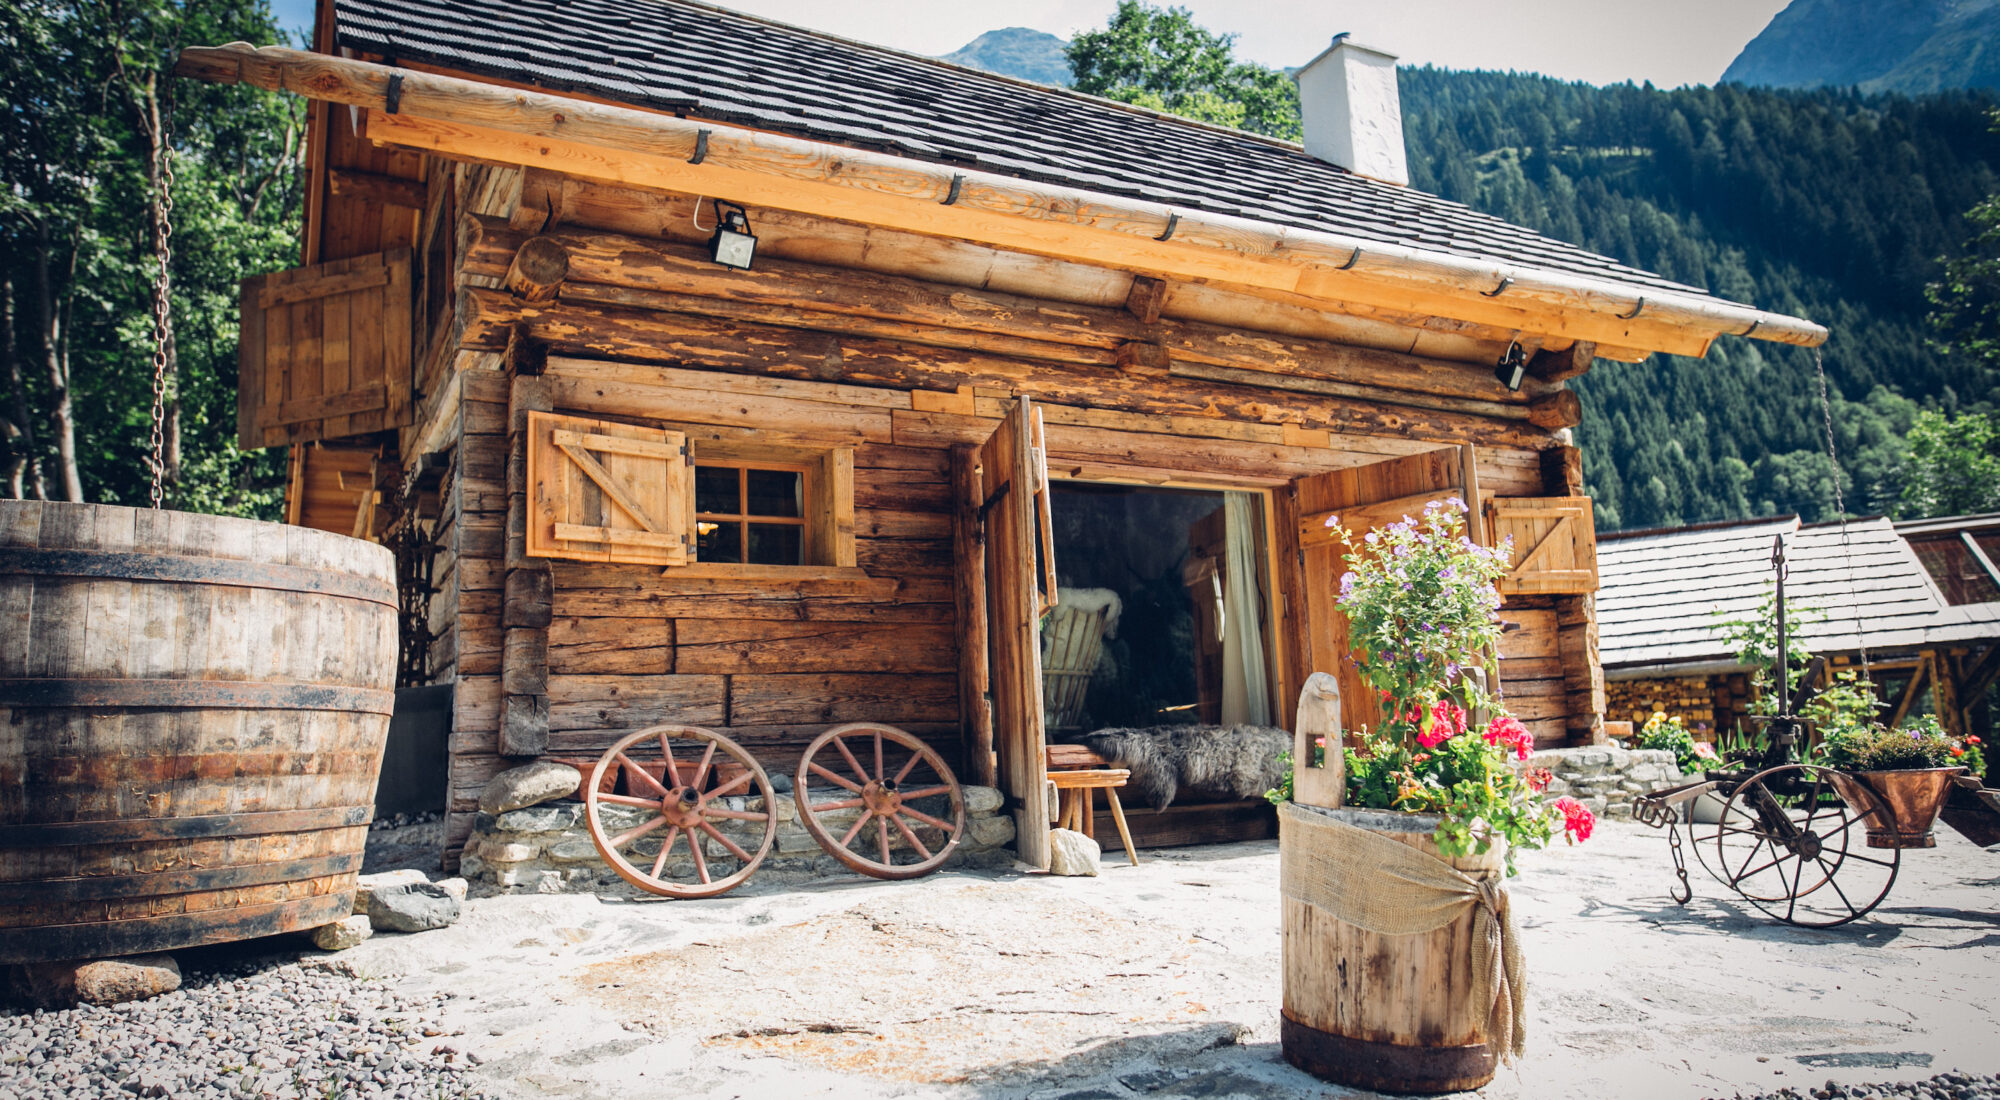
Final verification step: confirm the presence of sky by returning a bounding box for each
[271,0,1793,88]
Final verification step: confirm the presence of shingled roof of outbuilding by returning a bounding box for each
[332,0,1716,301]
[1596,515,2000,673]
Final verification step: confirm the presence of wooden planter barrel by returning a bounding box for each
[1281,805,1506,1094]
[0,501,397,963]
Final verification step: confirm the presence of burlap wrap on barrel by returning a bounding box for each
[1277,801,1527,1060]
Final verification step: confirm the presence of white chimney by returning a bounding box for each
[1296,35,1408,186]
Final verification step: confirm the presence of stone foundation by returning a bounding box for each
[1521,746,1683,819]
[459,785,1017,893]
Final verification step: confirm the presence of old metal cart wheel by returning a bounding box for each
[584,725,777,899]
[795,722,966,880]
[1714,764,1900,928]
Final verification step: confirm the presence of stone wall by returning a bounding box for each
[460,785,1018,893]
[1522,746,1684,819]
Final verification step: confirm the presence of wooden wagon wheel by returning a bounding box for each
[794,722,966,880]
[584,725,777,899]
[1714,763,1900,928]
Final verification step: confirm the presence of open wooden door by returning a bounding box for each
[970,397,1057,869]
[1287,445,1481,736]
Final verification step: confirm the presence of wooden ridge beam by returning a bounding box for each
[176,43,1826,356]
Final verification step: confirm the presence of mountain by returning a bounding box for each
[939,28,1072,86]
[1724,0,2000,93]
[1397,71,2000,529]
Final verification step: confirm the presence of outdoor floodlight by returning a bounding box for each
[709,201,758,270]
[1494,340,1527,392]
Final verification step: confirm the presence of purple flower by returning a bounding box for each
[1324,514,1340,528]
[1339,572,1357,596]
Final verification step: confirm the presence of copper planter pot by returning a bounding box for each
[1828,767,1966,849]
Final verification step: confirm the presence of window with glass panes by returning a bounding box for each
[694,462,813,565]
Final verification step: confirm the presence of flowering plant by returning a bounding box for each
[1270,499,1586,872]
[1816,713,1985,774]
[1636,711,1714,776]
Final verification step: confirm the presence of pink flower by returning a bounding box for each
[1692,741,1719,761]
[1554,797,1595,842]
[1526,767,1554,793]
[1484,715,1534,761]
[1417,723,1449,749]
[1430,700,1468,739]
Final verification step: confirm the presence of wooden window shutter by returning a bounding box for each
[526,411,692,566]
[1486,497,1598,595]
[238,248,413,449]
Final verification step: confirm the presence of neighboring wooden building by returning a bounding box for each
[1598,516,2000,762]
[178,0,1827,867]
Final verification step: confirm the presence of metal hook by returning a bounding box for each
[941,173,964,206]
[1739,318,1761,338]
[1619,296,1647,320]
[1482,276,1512,298]
[1155,212,1180,242]
[688,128,711,165]
[1337,247,1362,270]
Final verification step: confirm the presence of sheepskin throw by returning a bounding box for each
[1071,724,1291,811]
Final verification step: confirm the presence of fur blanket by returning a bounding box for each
[1071,724,1291,811]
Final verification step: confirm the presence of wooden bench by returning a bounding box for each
[1045,744,1139,866]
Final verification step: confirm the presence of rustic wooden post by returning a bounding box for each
[501,371,553,757]
[1542,443,1606,745]
[951,443,996,788]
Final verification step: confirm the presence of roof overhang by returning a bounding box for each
[177,42,1829,359]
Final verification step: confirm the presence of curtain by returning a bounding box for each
[1218,491,1272,726]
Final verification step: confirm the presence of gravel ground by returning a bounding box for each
[1718,1072,2000,1100]
[0,944,495,1100]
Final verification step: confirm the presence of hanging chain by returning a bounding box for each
[147,94,177,510]
[1811,345,1871,680]
[1667,823,1692,906]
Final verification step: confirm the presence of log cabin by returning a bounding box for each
[175,0,1828,870]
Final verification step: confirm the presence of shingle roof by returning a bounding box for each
[1595,516,1994,671]
[332,0,1717,301]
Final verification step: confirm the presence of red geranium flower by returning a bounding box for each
[1484,715,1534,761]
[1526,767,1554,793]
[1554,796,1595,842]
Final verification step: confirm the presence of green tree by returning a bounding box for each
[0,0,298,515]
[1894,409,2000,518]
[1066,2,1300,140]
[1927,112,2000,385]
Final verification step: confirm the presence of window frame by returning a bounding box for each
[694,458,818,567]
[681,437,856,572]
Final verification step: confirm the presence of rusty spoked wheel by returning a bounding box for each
[1715,763,1900,927]
[795,722,965,880]
[584,725,777,899]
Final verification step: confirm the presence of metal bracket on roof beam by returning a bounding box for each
[1739,318,1761,338]
[1155,212,1179,242]
[688,128,710,164]
[1619,297,1647,320]
[941,173,964,206]
[384,73,404,115]
[1482,276,1512,298]
[1338,247,1362,270]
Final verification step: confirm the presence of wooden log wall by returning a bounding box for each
[403,175,1607,860]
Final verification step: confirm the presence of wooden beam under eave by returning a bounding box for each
[369,109,1719,357]
[329,167,428,209]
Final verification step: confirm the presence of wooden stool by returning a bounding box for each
[1048,768,1140,866]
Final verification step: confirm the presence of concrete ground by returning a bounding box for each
[331,821,2000,1100]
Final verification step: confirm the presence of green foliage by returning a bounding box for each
[1395,72,2000,531]
[1895,408,2000,518]
[1802,669,1884,745]
[1636,711,1716,774]
[1929,184,2000,381]
[1818,714,1984,772]
[1065,2,1299,140]
[1266,501,1573,871]
[1327,499,1509,722]
[1714,587,1822,714]
[1,0,298,514]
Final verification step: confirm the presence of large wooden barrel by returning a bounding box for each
[0,501,397,963]
[1281,805,1506,1094]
